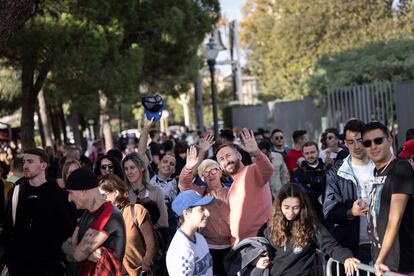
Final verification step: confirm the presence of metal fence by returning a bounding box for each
[326,258,406,276]
[326,83,395,129]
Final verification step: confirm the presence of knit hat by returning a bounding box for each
[172,190,213,217]
[65,167,99,190]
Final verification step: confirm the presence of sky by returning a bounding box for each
[214,0,247,75]
[220,0,246,21]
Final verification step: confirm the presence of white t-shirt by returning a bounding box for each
[351,160,375,245]
[319,148,342,161]
[150,175,177,203]
[166,229,213,276]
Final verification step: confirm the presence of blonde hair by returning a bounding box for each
[62,160,81,185]
[197,159,220,177]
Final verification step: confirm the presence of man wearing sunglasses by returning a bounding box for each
[270,129,290,157]
[324,119,375,266]
[319,128,343,168]
[362,121,414,275]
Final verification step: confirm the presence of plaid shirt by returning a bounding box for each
[79,247,122,276]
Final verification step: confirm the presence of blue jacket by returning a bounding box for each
[323,156,368,252]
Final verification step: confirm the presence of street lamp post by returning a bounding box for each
[205,37,220,144]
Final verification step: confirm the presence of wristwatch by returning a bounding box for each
[140,271,148,276]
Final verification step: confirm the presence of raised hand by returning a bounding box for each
[144,117,154,129]
[238,128,260,156]
[198,133,215,153]
[185,145,199,170]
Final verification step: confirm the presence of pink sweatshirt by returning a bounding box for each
[228,152,273,245]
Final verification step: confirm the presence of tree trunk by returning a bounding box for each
[37,90,53,146]
[70,104,82,146]
[58,99,68,144]
[49,104,61,142]
[99,89,113,151]
[20,60,36,150]
[178,93,191,128]
[0,0,39,54]
[37,105,45,148]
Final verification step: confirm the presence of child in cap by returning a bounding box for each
[166,190,214,276]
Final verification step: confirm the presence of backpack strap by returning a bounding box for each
[12,185,20,226]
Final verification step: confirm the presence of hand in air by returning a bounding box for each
[198,133,215,153]
[238,128,260,156]
[185,145,199,170]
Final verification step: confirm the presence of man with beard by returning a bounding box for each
[216,128,273,246]
[293,141,326,218]
[2,148,76,276]
[324,119,375,267]
[362,122,414,275]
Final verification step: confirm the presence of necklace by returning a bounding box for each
[375,156,395,176]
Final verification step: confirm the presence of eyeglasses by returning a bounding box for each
[274,136,284,140]
[101,191,111,197]
[202,167,220,177]
[101,164,114,170]
[362,136,387,148]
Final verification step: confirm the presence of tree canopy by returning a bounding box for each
[240,0,413,100]
[0,0,220,148]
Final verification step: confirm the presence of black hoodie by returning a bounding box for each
[268,222,352,276]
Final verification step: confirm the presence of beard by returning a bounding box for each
[223,160,241,175]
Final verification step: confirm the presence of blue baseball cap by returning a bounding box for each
[172,190,214,217]
[142,94,164,121]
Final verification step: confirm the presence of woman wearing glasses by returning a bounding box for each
[99,174,159,276]
[178,145,231,276]
[94,155,124,180]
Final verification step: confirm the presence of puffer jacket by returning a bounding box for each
[224,237,274,276]
[323,156,361,252]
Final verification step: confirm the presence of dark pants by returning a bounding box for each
[210,247,231,276]
[8,260,64,276]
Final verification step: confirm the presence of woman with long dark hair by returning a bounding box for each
[266,184,359,275]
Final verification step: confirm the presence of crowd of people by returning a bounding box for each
[0,117,414,276]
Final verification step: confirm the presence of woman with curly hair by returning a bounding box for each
[99,174,159,276]
[264,184,359,275]
[94,154,124,180]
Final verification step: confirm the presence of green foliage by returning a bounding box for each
[241,0,411,100]
[0,0,219,137]
[308,38,414,96]
[0,62,21,115]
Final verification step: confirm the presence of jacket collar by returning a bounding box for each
[337,155,358,184]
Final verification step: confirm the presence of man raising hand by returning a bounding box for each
[216,128,273,245]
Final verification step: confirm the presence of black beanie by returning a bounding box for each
[66,167,98,190]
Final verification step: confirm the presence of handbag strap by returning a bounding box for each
[129,204,139,228]
[12,185,20,226]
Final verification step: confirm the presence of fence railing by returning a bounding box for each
[326,258,406,276]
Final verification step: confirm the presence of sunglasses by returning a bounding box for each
[101,164,114,170]
[362,136,387,148]
[202,167,220,177]
[274,136,284,140]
